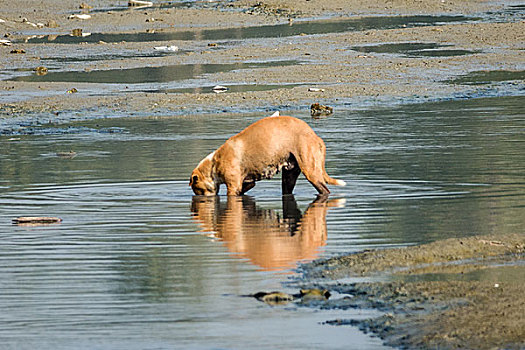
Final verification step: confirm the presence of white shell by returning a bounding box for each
[154,45,179,52]
[68,14,92,20]
[128,0,154,7]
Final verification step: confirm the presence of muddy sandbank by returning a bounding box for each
[1,0,524,128]
[298,233,525,349]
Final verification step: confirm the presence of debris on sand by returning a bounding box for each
[246,288,331,305]
[56,151,77,158]
[34,66,48,76]
[308,87,325,92]
[67,88,78,94]
[0,39,12,46]
[68,14,91,20]
[250,291,295,305]
[212,85,228,93]
[12,217,63,225]
[310,103,333,117]
[154,45,179,52]
[128,0,153,7]
[10,49,25,54]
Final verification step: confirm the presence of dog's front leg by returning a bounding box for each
[225,177,244,196]
[241,181,256,195]
[226,186,242,196]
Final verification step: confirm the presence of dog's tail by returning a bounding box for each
[324,173,346,187]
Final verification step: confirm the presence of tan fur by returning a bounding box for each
[189,115,345,196]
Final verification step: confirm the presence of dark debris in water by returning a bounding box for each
[244,288,331,306]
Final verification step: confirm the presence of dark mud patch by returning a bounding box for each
[298,234,525,349]
[22,15,473,44]
[351,42,480,57]
[446,69,525,85]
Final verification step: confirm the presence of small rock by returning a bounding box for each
[79,2,93,9]
[10,49,25,54]
[46,20,59,28]
[34,66,48,76]
[310,103,333,117]
[67,88,78,94]
[72,28,83,36]
[251,291,295,305]
[299,288,331,301]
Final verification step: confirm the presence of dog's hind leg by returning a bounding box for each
[295,144,331,195]
[282,155,301,195]
[282,166,301,195]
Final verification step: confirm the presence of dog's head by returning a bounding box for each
[189,153,217,196]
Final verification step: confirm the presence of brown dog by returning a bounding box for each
[189,115,345,196]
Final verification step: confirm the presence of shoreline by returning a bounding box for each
[1,1,524,131]
[298,233,525,349]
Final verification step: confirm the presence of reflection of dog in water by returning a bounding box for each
[191,195,345,271]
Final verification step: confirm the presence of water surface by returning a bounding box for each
[1,96,523,349]
[24,15,472,44]
[351,42,479,57]
[9,60,300,84]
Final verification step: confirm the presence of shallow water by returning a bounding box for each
[24,15,472,44]
[351,42,480,57]
[446,69,525,85]
[9,60,300,84]
[1,96,524,349]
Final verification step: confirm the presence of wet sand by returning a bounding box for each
[1,0,524,125]
[300,234,525,349]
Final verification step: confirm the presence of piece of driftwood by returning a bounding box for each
[12,217,62,225]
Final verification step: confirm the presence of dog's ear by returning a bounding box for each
[190,175,199,186]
